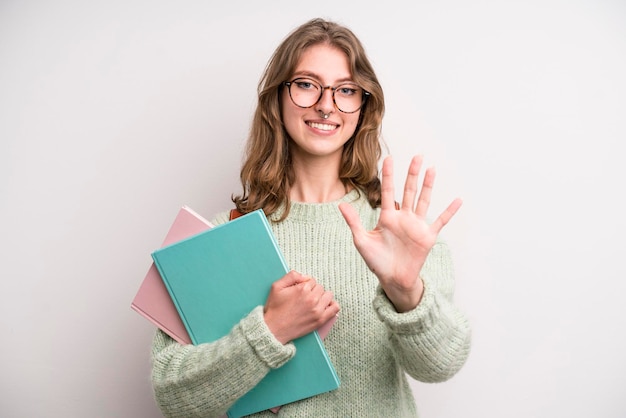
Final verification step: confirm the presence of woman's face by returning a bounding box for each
[281,43,361,163]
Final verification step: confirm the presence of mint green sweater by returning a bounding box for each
[151,190,471,417]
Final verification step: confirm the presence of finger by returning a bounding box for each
[327,300,341,316]
[431,198,463,233]
[380,156,396,211]
[300,277,319,292]
[319,290,334,309]
[414,166,435,217]
[401,155,423,211]
[310,282,325,297]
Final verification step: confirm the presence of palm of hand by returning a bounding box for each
[357,205,438,288]
[339,155,462,311]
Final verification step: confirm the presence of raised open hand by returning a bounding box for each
[339,155,462,312]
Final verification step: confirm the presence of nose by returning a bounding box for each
[315,86,335,115]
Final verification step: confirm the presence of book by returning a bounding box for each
[151,209,340,418]
[130,205,336,348]
[133,205,335,415]
[267,313,337,414]
[131,206,213,344]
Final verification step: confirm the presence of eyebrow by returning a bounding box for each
[291,71,356,85]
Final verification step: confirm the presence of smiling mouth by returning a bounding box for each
[307,121,337,131]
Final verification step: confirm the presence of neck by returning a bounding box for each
[289,155,347,203]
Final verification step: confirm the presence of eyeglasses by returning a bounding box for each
[283,77,370,114]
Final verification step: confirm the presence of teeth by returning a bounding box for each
[308,122,336,131]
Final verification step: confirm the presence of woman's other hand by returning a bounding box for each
[264,271,340,344]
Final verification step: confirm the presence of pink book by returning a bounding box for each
[131,206,213,344]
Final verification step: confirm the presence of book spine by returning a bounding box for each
[152,253,197,345]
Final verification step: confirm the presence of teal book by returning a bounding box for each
[151,209,340,418]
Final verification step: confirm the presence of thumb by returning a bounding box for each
[275,270,310,288]
[338,202,366,238]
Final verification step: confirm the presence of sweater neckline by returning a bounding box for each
[269,189,363,223]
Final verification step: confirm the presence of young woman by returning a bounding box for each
[151,18,471,417]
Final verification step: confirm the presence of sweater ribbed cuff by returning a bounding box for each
[240,306,296,369]
[372,277,441,335]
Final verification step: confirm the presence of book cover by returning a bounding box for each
[131,206,213,344]
[151,209,340,418]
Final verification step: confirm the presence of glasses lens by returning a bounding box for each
[289,78,321,108]
[287,78,366,113]
[334,84,364,113]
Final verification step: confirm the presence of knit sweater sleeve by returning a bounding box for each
[372,240,471,383]
[151,306,295,417]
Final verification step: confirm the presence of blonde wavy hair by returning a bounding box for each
[232,18,385,220]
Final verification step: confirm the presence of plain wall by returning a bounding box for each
[1,0,625,417]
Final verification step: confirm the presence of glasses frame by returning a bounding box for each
[283,78,370,114]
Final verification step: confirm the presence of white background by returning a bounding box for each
[1,0,625,417]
